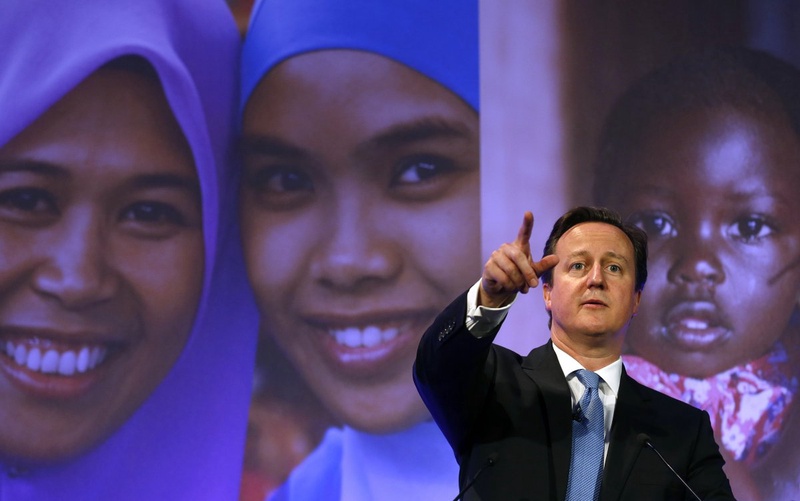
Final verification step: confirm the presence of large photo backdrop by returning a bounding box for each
[241,1,800,500]
[0,1,798,500]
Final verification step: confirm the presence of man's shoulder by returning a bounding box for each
[488,341,559,379]
[495,339,552,363]
[624,372,706,417]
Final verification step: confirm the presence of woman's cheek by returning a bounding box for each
[245,214,310,307]
[400,199,480,293]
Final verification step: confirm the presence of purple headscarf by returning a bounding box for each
[0,1,257,499]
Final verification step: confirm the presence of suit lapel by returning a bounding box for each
[600,368,655,500]
[522,341,573,501]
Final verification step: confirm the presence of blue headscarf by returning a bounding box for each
[0,1,257,499]
[241,0,479,112]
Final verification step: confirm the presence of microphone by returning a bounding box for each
[572,404,583,422]
[637,433,701,501]
[452,452,498,501]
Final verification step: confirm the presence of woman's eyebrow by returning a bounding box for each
[0,159,69,177]
[0,159,199,193]
[129,173,200,193]
[239,134,306,158]
[358,117,473,152]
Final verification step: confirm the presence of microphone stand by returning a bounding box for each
[638,433,702,501]
[452,453,497,501]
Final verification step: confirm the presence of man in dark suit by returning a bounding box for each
[414,207,735,500]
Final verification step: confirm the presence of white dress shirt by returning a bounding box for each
[464,279,621,461]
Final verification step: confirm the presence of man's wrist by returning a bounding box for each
[478,286,514,309]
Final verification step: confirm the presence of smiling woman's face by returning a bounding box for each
[240,50,480,433]
[0,64,204,461]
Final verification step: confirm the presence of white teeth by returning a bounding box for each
[3,341,108,375]
[77,347,89,373]
[362,326,382,347]
[331,326,400,348]
[58,351,76,376]
[90,347,103,367]
[26,348,42,371]
[41,350,59,373]
[337,328,361,348]
[682,319,709,329]
[14,344,25,365]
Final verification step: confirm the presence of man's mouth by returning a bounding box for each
[3,340,108,376]
[582,298,607,307]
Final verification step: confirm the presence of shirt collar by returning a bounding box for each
[551,342,623,397]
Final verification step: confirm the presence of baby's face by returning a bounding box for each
[607,106,800,377]
[240,50,480,432]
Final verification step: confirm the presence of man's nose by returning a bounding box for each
[586,263,605,288]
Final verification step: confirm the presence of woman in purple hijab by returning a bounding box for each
[0,1,257,499]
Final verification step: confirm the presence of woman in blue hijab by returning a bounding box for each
[239,0,479,499]
[0,1,257,499]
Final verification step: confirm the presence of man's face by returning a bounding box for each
[543,222,641,349]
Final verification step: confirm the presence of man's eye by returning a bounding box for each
[608,264,621,273]
[728,215,776,243]
[570,263,585,271]
[629,211,676,238]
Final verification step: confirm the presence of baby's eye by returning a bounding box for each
[728,215,775,243]
[0,187,59,224]
[629,211,676,238]
[391,156,454,186]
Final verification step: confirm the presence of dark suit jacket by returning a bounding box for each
[413,291,735,501]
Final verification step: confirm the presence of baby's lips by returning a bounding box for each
[664,300,725,330]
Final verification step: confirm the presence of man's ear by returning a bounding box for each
[632,289,642,316]
[543,282,552,312]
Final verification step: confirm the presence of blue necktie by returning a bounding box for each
[566,369,604,501]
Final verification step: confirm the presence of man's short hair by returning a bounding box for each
[541,206,648,292]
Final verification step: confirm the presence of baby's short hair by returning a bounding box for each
[593,46,800,205]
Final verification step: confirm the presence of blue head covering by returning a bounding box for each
[0,1,257,499]
[241,0,479,112]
